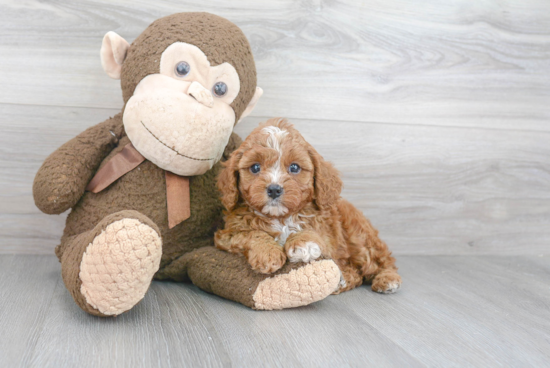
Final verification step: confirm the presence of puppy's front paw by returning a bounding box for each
[287,242,322,263]
[247,246,287,274]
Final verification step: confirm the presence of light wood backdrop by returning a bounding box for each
[1,0,549,255]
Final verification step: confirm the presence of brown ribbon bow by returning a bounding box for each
[86,143,191,229]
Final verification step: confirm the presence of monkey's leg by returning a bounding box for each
[158,247,341,310]
[59,210,162,317]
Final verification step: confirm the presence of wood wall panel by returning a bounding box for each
[2,104,548,254]
[0,0,549,254]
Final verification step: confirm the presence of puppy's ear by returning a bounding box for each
[217,149,243,211]
[308,145,343,210]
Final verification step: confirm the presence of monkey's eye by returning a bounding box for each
[213,82,228,97]
[289,163,301,174]
[175,61,190,77]
[250,163,261,174]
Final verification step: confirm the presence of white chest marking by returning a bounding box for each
[271,217,303,246]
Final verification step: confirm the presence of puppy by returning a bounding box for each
[215,118,401,294]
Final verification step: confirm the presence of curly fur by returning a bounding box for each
[215,118,401,293]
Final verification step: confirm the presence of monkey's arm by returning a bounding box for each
[33,113,124,214]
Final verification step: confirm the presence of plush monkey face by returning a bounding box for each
[100,13,263,176]
[123,42,245,175]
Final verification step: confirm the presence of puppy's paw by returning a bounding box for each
[287,242,322,263]
[371,272,402,294]
[247,246,287,274]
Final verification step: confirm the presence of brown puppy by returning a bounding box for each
[215,118,402,294]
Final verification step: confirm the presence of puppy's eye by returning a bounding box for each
[175,61,190,77]
[213,82,228,97]
[289,163,301,174]
[250,163,261,174]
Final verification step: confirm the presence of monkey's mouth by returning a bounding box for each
[140,120,214,162]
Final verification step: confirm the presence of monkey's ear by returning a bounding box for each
[237,87,263,124]
[100,31,130,80]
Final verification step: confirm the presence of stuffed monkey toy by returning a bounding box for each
[33,13,340,317]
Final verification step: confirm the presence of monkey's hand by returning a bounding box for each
[33,114,124,214]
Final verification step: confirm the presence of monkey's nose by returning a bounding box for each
[267,184,283,199]
[188,81,214,108]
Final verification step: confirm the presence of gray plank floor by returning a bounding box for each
[1,254,549,367]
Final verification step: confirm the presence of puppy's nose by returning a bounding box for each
[267,184,283,199]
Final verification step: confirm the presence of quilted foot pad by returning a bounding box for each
[79,218,162,316]
[252,259,341,310]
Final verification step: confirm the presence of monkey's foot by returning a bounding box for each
[252,259,340,310]
[78,216,162,316]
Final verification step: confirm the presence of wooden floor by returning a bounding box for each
[1,254,549,367]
